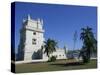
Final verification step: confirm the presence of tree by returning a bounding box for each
[79,26,97,63]
[44,38,58,57]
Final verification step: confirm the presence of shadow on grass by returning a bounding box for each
[50,62,84,67]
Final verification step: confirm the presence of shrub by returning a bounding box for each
[48,56,57,62]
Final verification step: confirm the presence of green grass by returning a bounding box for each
[15,59,97,73]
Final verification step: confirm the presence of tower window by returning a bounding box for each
[32,39,36,44]
[33,32,36,35]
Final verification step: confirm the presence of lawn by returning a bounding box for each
[15,59,97,73]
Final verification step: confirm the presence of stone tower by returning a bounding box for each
[18,14,45,61]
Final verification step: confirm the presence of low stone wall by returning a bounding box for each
[11,59,48,64]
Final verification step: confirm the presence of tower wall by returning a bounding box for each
[18,15,45,61]
[24,30,44,60]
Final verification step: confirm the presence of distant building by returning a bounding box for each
[18,15,67,62]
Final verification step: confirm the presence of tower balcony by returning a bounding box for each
[25,25,44,33]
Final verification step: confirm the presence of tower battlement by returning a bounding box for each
[23,14,43,30]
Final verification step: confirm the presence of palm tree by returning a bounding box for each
[79,26,97,63]
[44,38,58,57]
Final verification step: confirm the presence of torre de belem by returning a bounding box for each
[18,15,67,62]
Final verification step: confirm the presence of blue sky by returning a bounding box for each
[15,2,97,53]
